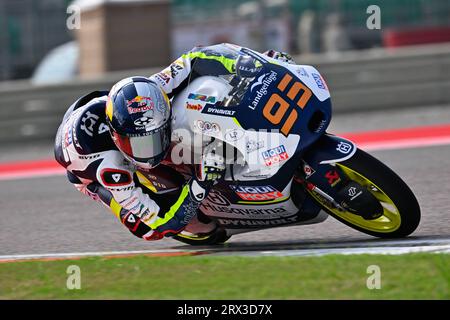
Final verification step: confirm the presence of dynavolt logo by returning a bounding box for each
[249,71,277,110]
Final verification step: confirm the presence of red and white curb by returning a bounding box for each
[1,123,450,181]
[341,124,450,151]
[0,159,65,181]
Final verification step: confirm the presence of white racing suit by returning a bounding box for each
[54,43,294,241]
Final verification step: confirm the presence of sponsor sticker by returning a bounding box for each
[155,73,171,85]
[64,126,73,147]
[325,170,341,187]
[297,67,309,78]
[229,185,283,201]
[311,72,328,90]
[169,61,184,77]
[78,154,100,160]
[188,93,216,103]
[186,103,203,111]
[336,141,352,154]
[218,216,298,228]
[203,106,236,117]
[134,116,154,126]
[225,129,244,142]
[194,120,220,133]
[248,71,278,110]
[201,201,288,217]
[126,96,154,114]
[303,162,315,178]
[261,145,289,166]
[246,140,264,153]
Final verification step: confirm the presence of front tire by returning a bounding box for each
[306,149,421,238]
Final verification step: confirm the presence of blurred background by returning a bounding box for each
[0,0,450,143]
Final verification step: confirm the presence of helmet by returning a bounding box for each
[106,76,171,169]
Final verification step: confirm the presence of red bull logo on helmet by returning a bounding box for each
[126,96,154,114]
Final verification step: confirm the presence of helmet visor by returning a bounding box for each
[113,121,171,166]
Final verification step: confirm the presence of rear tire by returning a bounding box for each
[307,149,421,238]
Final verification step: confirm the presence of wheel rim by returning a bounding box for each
[307,164,402,233]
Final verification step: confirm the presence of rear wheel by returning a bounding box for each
[305,149,421,238]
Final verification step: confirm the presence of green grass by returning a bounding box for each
[0,253,448,299]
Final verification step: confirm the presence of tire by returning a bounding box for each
[307,148,421,238]
[172,228,231,246]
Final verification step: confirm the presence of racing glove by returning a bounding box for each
[196,149,226,186]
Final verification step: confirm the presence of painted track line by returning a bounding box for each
[232,244,450,257]
[1,123,450,181]
[1,238,449,263]
[0,249,206,263]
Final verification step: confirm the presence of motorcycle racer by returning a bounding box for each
[54,43,295,241]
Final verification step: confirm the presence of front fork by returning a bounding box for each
[298,134,382,219]
[295,159,349,213]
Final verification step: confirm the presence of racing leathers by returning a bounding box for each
[54,43,294,241]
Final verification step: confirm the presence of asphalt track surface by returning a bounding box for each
[1,105,450,256]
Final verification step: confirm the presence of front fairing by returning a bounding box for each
[171,59,332,182]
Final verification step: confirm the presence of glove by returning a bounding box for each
[263,49,296,64]
[196,151,226,185]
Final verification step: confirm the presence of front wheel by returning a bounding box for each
[306,149,421,238]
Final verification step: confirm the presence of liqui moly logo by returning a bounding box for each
[261,145,289,166]
[229,185,283,201]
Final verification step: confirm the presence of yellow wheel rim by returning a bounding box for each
[307,164,401,233]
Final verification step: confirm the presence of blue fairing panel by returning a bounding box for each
[303,134,357,166]
[230,63,333,154]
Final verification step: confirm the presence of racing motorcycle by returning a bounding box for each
[137,49,421,245]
